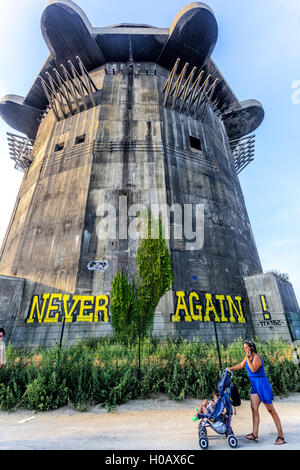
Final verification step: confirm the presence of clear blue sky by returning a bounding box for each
[0,0,299,302]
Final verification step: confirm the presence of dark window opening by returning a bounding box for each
[54,142,64,152]
[189,136,202,152]
[75,134,86,145]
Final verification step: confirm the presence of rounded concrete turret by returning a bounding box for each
[0,1,264,141]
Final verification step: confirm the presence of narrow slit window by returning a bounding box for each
[54,142,64,152]
[75,134,86,145]
[189,136,202,152]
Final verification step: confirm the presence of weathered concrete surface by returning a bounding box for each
[0,67,105,294]
[0,274,113,348]
[0,275,25,342]
[0,62,272,346]
[0,394,299,450]
[244,273,300,342]
[74,62,175,338]
[158,68,262,341]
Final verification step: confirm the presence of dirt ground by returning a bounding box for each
[0,393,299,451]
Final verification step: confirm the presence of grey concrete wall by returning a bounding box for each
[0,275,25,342]
[0,68,105,294]
[273,275,300,341]
[157,66,260,341]
[73,63,261,343]
[0,63,284,347]
[244,273,300,342]
[75,62,176,338]
[0,274,113,348]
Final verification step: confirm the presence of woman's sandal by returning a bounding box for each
[245,433,258,442]
[275,436,286,445]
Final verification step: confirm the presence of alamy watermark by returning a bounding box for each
[95,196,205,251]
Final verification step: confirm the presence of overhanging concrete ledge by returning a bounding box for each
[223,99,265,141]
[0,95,41,140]
[41,0,106,71]
[157,2,218,70]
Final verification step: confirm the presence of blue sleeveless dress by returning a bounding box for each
[245,354,273,404]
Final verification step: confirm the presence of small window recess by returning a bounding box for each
[189,136,202,153]
[54,142,64,152]
[75,134,86,145]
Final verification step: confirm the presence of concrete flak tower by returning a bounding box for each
[0,1,299,348]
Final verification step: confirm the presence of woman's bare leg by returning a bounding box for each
[250,393,261,438]
[264,403,284,443]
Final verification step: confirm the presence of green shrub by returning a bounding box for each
[0,337,299,411]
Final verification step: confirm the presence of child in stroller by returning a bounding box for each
[193,369,239,450]
[193,390,219,417]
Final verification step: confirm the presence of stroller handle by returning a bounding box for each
[222,368,233,380]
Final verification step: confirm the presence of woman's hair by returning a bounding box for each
[244,339,257,353]
[0,328,5,336]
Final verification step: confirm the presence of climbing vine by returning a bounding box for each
[110,270,138,343]
[110,216,174,341]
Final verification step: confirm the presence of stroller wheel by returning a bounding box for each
[228,435,238,448]
[199,427,207,436]
[199,435,209,450]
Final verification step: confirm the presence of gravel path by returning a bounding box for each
[0,393,299,450]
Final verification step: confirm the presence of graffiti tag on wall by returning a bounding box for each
[172,291,247,323]
[87,261,109,272]
[25,291,248,325]
[258,294,285,328]
[26,294,110,324]
[260,295,272,320]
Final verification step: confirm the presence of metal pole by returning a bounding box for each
[59,317,66,349]
[213,321,222,370]
[138,313,141,381]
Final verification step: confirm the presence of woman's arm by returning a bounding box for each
[246,354,262,373]
[227,357,247,372]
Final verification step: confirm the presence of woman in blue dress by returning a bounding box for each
[227,339,285,445]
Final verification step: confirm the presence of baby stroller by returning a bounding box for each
[196,369,239,450]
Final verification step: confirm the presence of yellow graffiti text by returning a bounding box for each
[26,294,110,324]
[171,291,247,323]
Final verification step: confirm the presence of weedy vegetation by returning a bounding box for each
[0,337,299,411]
